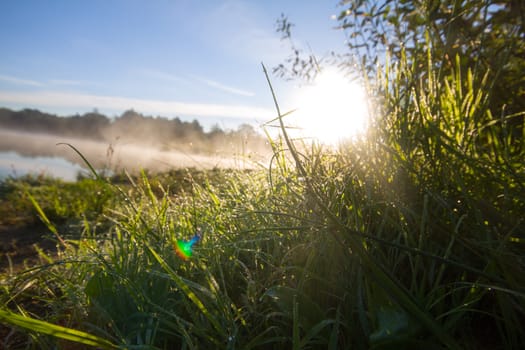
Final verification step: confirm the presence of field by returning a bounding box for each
[1,60,524,349]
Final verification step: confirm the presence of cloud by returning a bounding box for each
[139,69,188,83]
[139,68,254,97]
[0,90,273,120]
[49,79,85,86]
[200,78,255,97]
[0,75,89,88]
[0,74,43,87]
[141,68,255,97]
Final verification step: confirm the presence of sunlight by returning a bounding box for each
[290,68,369,145]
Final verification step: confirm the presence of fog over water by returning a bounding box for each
[0,129,267,180]
[0,151,83,181]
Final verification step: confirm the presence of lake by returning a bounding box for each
[0,129,263,181]
[0,151,85,181]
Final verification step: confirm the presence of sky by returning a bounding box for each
[0,0,349,131]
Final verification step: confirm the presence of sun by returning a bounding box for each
[289,68,369,145]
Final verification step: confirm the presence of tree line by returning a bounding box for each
[0,107,268,154]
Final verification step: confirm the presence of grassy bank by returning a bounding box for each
[1,57,524,349]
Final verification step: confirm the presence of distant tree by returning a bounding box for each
[0,107,269,155]
[236,123,257,136]
[190,119,204,135]
[0,108,59,134]
[77,112,110,139]
[209,124,225,139]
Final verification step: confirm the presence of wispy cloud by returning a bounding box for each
[0,75,89,88]
[139,69,188,83]
[142,69,255,97]
[0,74,43,87]
[0,90,273,120]
[200,78,255,97]
[49,79,85,86]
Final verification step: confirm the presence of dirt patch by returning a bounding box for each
[0,223,58,273]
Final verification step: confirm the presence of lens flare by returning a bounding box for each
[174,234,200,260]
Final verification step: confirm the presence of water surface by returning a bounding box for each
[0,151,84,181]
[0,129,261,181]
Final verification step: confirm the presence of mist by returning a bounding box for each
[0,128,270,177]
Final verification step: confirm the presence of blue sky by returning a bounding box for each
[0,0,348,131]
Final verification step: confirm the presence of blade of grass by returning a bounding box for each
[0,308,118,349]
[144,243,224,337]
[26,192,67,249]
[292,295,300,350]
[261,63,461,349]
[57,142,102,180]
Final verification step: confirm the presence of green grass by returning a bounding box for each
[1,54,524,349]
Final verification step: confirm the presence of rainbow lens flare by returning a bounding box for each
[174,234,200,260]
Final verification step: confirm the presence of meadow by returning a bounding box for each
[0,56,524,349]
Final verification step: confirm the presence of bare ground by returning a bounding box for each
[0,223,58,273]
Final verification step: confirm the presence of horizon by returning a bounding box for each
[0,1,348,131]
[0,105,264,133]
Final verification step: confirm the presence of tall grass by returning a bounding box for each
[1,50,524,349]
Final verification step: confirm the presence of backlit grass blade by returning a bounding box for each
[0,308,118,349]
[26,192,68,249]
[144,243,224,337]
[57,142,102,181]
[262,63,461,349]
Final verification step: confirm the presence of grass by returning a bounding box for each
[0,53,524,349]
